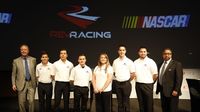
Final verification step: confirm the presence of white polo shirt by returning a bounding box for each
[36,62,54,83]
[93,65,113,92]
[112,56,134,82]
[133,56,158,83]
[53,59,74,82]
[69,64,92,87]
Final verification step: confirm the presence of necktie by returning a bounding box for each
[24,58,31,81]
[159,61,167,85]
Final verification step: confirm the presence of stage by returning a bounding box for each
[0,97,191,112]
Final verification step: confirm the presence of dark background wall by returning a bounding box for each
[1,0,199,72]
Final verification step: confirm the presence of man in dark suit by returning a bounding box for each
[156,48,183,112]
[12,44,37,112]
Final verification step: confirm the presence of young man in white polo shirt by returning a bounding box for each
[70,54,92,112]
[133,46,158,112]
[112,45,135,112]
[36,51,54,112]
[53,49,74,112]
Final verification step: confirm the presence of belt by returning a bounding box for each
[39,82,52,85]
[116,80,130,84]
[74,85,88,88]
[25,79,31,81]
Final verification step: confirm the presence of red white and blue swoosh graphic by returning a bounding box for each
[58,6,100,28]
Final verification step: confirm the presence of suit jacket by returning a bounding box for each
[156,60,183,97]
[12,56,37,91]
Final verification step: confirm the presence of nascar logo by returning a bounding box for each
[122,15,190,29]
[0,12,12,24]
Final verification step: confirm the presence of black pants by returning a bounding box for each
[160,90,179,112]
[95,91,112,112]
[136,82,153,112]
[74,86,89,112]
[38,82,52,112]
[115,80,132,112]
[54,81,70,112]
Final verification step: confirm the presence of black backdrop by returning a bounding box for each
[1,0,200,71]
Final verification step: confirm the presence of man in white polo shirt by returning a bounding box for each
[70,54,92,112]
[53,49,74,112]
[133,46,158,112]
[36,51,54,112]
[112,45,135,112]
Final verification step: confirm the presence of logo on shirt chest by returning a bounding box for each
[39,67,51,71]
[85,70,89,73]
[66,66,70,69]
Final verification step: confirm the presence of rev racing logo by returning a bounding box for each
[49,5,111,39]
[58,5,100,29]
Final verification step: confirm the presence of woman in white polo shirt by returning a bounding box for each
[92,53,113,112]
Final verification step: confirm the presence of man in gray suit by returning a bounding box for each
[156,48,183,112]
[12,44,37,112]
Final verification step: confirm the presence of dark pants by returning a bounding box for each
[115,80,132,112]
[160,90,179,112]
[95,91,112,112]
[38,82,53,112]
[136,82,153,112]
[54,81,70,112]
[74,86,89,112]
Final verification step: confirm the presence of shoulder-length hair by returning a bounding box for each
[97,53,110,72]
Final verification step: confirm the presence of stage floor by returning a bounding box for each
[0,97,191,112]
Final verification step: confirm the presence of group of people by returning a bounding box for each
[11,44,183,112]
